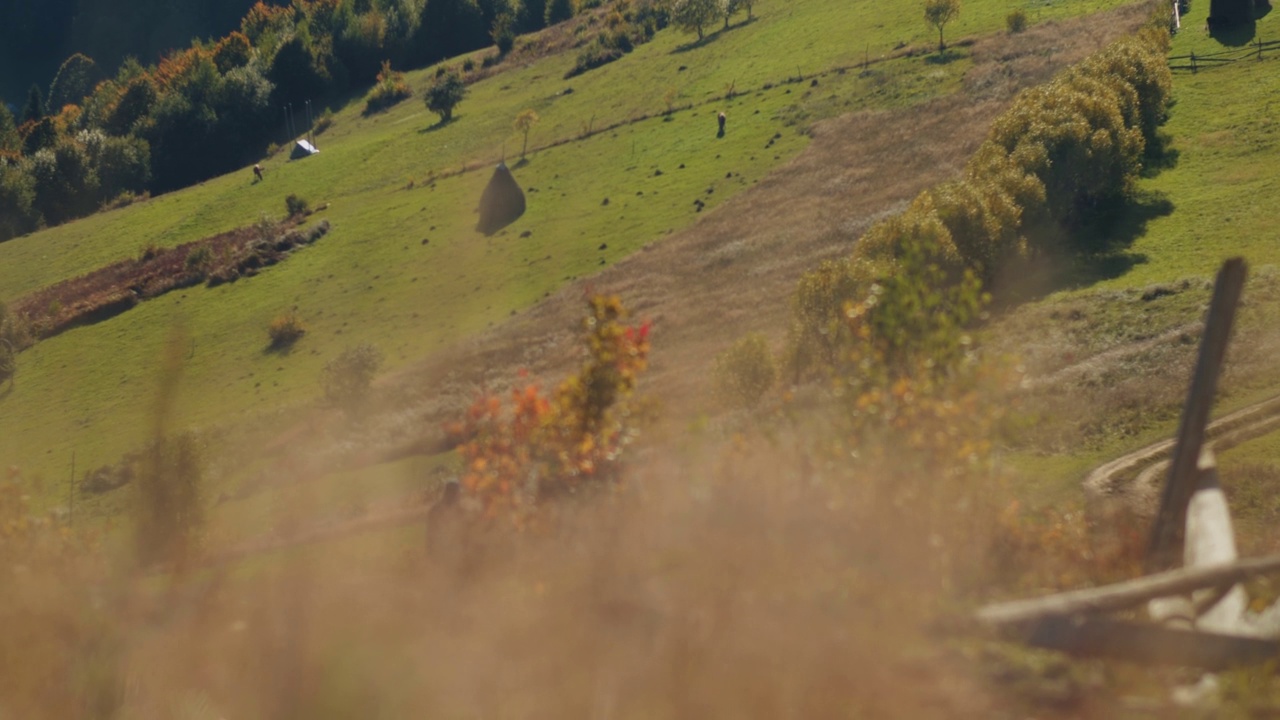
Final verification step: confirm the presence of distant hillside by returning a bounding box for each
[0,0,586,237]
[0,0,1138,500]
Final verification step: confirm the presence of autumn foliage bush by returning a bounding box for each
[267,311,307,349]
[450,295,650,528]
[363,60,413,115]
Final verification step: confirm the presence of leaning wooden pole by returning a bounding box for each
[1146,258,1247,571]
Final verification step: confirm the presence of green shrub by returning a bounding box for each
[566,38,625,78]
[363,61,412,115]
[1006,9,1028,33]
[424,69,466,123]
[314,109,335,135]
[856,193,963,273]
[101,190,149,212]
[184,245,213,273]
[322,344,384,417]
[0,163,40,242]
[285,193,310,217]
[787,258,865,380]
[714,333,777,408]
[791,226,987,387]
[564,2,666,78]
[851,234,987,380]
[1072,27,1172,145]
[493,12,516,56]
[931,176,1027,281]
[991,75,1144,229]
[305,219,331,243]
[268,311,307,349]
[254,214,279,243]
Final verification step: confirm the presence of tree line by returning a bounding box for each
[788,21,1174,380]
[0,0,607,242]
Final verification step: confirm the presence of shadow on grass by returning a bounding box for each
[1209,17,1256,46]
[1061,191,1174,287]
[1208,1,1272,45]
[264,339,302,356]
[1142,132,1180,178]
[1072,191,1174,253]
[924,48,965,65]
[995,192,1172,304]
[418,116,456,134]
[671,17,757,54]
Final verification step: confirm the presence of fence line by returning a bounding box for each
[1170,37,1280,71]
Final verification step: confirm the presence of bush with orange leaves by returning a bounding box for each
[450,295,650,527]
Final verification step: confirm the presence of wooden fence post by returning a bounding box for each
[1146,258,1247,571]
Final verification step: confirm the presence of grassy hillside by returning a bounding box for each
[1093,26,1280,286]
[991,8,1280,506]
[0,0,1133,501]
[18,4,1272,717]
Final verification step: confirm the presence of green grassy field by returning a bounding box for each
[993,9,1280,506]
[1091,16,1280,287]
[0,0,1134,506]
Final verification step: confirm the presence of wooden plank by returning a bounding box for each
[1021,616,1280,669]
[975,552,1280,628]
[1147,258,1247,571]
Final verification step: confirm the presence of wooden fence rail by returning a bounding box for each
[1170,38,1280,71]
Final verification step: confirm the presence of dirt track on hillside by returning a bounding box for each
[1083,392,1280,517]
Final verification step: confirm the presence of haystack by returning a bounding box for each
[477,162,526,235]
[290,139,319,159]
[1209,0,1261,26]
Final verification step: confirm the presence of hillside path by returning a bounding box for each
[1083,393,1280,516]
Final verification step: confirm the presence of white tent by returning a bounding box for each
[290,139,319,159]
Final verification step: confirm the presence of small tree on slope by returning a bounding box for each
[924,0,961,52]
[425,69,466,123]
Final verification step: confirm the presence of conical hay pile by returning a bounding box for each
[1209,0,1260,25]
[477,162,526,235]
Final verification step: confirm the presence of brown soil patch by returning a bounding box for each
[9,216,328,345]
